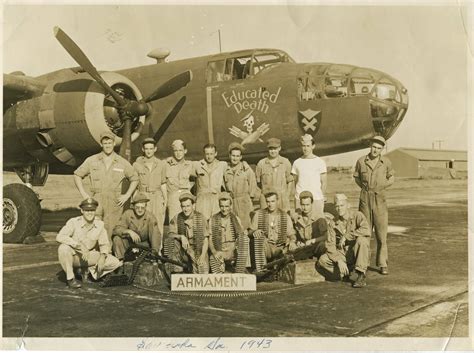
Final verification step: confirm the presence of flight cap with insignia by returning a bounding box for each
[334,193,348,204]
[142,137,156,146]
[79,198,99,211]
[179,192,196,203]
[300,134,314,144]
[228,142,244,153]
[370,135,386,147]
[100,131,115,142]
[218,192,233,202]
[131,192,149,204]
[299,190,314,201]
[267,138,281,148]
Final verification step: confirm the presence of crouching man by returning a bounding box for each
[249,190,296,270]
[57,198,121,289]
[208,193,250,274]
[165,193,209,274]
[112,192,162,260]
[316,194,371,288]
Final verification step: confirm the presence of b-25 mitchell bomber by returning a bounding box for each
[3,27,408,243]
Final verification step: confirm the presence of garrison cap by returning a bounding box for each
[179,192,196,203]
[100,131,115,142]
[267,138,281,148]
[142,137,156,146]
[79,198,99,211]
[218,192,233,202]
[334,193,348,203]
[300,134,314,144]
[370,135,386,147]
[171,139,185,149]
[299,190,314,201]
[228,142,244,153]
[131,192,149,204]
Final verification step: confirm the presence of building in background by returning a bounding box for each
[384,148,467,178]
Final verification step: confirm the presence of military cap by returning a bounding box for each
[267,138,281,148]
[228,142,244,153]
[171,139,185,149]
[370,135,386,147]
[300,134,314,144]
[79,198,99,211]
[179,192,196,203]
[131,192,149,204]
[334,193,348,203]
[264,188,279,198]
[100,131,115,142]
[299,190,314,201]
[218,192,233,202]
[142,137,156,146]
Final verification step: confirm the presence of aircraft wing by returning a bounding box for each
[3,73,45,108]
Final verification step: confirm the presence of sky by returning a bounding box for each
[2,3,471,166]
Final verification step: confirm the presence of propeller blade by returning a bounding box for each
[153,96,186,142]
[119,118,133,162]
[143,71,192,103]
[53,26,126,106]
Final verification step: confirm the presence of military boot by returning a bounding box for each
[352,271,367,288]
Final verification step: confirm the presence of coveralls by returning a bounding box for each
[57,216,121,280]
[74,152,138,239]
[165,157,195,221]
[112,209,162,259]
[193,159,227,220]
[353,155,394,268]
[316,209,371,280]
[223,161,259,229]
[133,156,167,236]
[293,211,329,259]
[256,156,293,212]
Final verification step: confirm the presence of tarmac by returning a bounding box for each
[1,178,470,341]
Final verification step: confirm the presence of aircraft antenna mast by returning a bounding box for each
[218,29,222,53]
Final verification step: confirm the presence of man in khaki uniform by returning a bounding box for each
[57,198,121,289]
[224,142,259,229]
[316,194,371,288]
[133,138,167,236]
[193,144,227,220]
[353,136,394,275]
[74,131,138,239]
[256,138,293,212]
[112,193,162,259]
[165,139,195,221]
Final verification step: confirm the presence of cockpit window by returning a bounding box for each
[373,78,398,101]
[349,77,375,96]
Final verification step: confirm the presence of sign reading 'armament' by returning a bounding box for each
[171,274,256,291]
[221,87,281,114]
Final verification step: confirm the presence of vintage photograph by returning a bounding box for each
[2,2,472,350]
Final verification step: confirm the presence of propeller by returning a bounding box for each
[53,26,192,161]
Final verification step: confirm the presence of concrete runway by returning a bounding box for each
[2,181,469,339]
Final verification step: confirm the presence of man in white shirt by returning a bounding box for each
[291,134,327,217]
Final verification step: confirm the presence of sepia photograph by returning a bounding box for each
[2,1,472,350]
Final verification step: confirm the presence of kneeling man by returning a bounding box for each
[57,198,121,288]
[112,192,162,260]
[165,193,209,274]
[249,190,296,267]
[208,193,250,273]
[316,194,371,288]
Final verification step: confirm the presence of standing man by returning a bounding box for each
[256,138,293,213]
[57,198,121,288]
[208,193,251,274]
[293,191,329,260]
[133,138,167,236]
[291,134,327,217]
[353,136,394,275]
[224,142,259,229]
[112,193,162,260]
[165,193,209,274]
[165,139,195,221]
[74,131,138,239]
[316,194,371,288]
[193,144,227,220]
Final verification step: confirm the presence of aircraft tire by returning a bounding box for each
[3,183,42,243]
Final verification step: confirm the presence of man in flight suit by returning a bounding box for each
[57,198,121,289]
[74,131,138,239]
[353,136,394,275]
[133,137,167,236]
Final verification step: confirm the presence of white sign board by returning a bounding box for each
[171,274,256,291]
